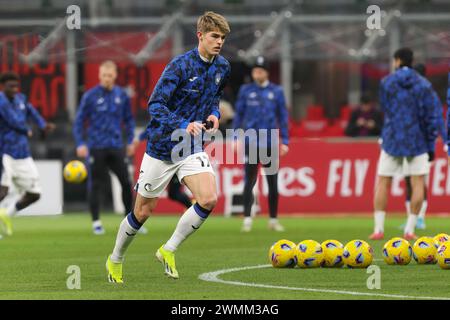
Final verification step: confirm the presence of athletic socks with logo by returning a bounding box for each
[110,212,142,263]
[163,203,211,252]
[405,200,427,219]
[374,210,385,233]
[6,202,17,217]
[404,214,418,235]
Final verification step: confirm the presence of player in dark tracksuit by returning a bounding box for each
[233,56,290,232]
[73,61,136,235]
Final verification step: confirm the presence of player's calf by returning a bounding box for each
[0,186,8,202]
[16,192,40,210]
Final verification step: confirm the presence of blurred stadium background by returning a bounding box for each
[0,0,449,215]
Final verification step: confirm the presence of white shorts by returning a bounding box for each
[135,152,215,198]
[1,154,42,194]
[377,150,430,177]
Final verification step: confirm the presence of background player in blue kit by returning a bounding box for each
[0,72,55,235]
[447,69,450,165]
[399,63,446,230]
[106,11,231,283]
[370,48,439,241]
[73,61,138,235]
[233,56,290,233]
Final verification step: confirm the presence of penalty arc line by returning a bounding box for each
[198,264,450,300]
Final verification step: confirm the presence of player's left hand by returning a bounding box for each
[45,122,56,131]
[280,144,289,156]
[41,122,56,138]
[366,120,375,129]
[206,115,219,133]
[126,143,136,157]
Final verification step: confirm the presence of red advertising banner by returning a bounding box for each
[134,138,450,215]
[0,33,66,119]
[83,32,171,114]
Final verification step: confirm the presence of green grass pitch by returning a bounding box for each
[0,213,449,300]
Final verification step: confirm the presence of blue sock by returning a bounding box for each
[126,211,142,230]
[193,203,212,219]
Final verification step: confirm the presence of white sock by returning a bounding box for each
[164,204,208,252]
[419,200,427,219]
[374,211,385,233]
[405,201,411,216]
[93,220,102,228]
[269,218,278,225]
[404,214,418,235]
[6,203,17,217]
[243,217,253,227]
[110,213,141,263]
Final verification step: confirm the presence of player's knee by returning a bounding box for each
[198,193,217,211]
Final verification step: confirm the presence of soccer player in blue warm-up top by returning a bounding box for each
[400,63,446,231]
[233,56,289,233]
[73,61,136,235]
[370,48,439,241]
[0,72,55,236]
[106,12,231,283]
[447,69,450,164]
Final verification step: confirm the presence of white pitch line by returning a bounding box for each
[198,264,450,300]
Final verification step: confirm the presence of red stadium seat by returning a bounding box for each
[306,105,325,120]
[323,119,345,137]
[295,119,328,137]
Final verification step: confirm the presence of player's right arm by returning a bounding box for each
[232,85,246,130]
[231,85,247,152]
[148,58,201,135]
[379,78,388,114]
[0,103,30,136]
[446,71,450,163]
[421,84,439,159]
[73,92,91,158]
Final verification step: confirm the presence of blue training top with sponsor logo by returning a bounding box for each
[146,47,230,161]
[379,66,439,157]
[0,92,46,159]
[447,71,450,154]
[232,81,289,147]
[73,85,135,149]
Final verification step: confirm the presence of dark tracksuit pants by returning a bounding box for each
[243,145,279,219]
[88,148,133,221]
[168,176,192,209]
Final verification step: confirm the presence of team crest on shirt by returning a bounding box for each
[267,91,274,100]
[115,96,121,104]
[249,92,257,98]
[19,103,26,110]
[97,97,104,104]
[215,73,221,85]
